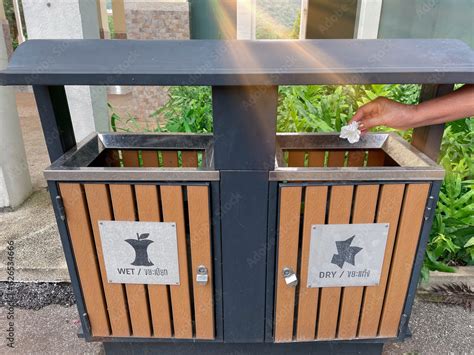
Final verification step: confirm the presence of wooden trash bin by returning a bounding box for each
[269,133,444,343]
[1,38,471,354]
[44,133,222,341]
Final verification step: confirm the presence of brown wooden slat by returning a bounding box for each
[296,186,328,341]
[187,186,215,339]
[109,184,152,337]
[274,186,303,342]
[59,183,110,336]
[135,184,173,338]
[141,151,159,167]
[317,185,353,340]
[347,151,366,167]
[327,151,346,167]
[288,150,306,167]
[378,184,430,337]
[337,185,379,339]
[122,150,139,167]
[358,184,405,338]
[182,151,199,167]
[84,184,130,337]
[367,150,386,166]
[160,185,193,338]
[162,151,179,167]
[308,150,325,167]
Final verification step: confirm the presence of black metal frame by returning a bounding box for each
[1,39,472,354]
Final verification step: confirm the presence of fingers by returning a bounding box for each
[350,97,388,132]
[359,117,385,132]
[350,99,382,122]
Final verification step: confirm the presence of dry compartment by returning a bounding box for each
[45,133,221,341]
[269,133,444,343]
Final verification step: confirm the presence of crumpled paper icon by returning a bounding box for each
[339,121,361,144]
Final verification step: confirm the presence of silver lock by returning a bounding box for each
[196,265,209,286]
[282,267,298,287]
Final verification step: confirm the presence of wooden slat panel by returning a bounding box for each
[327,151,346,167]
[161,185,193,338]
[162,151,179,167]
[317,185,353,340]
[367,150,385,166]
[182,151,199,167]
[187,186,214,339]
[122,150,139,167]
[274,186,303,342]
[337,185,379,339]
[296,186,328,341]
[84,184,130,337]
[288,150,305,167]
[59,183,110,336]
[347,151,366,167]
[308,150,325,167]
[378,184,430,337]
[135,184,173,338]
[141,151,159,167]
[109,184,152,337]
[358,184,405,338]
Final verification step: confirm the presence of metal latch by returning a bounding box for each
[283,267,298,287]
[196,265,209,286]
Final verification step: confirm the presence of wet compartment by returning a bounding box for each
[45,133,221,341]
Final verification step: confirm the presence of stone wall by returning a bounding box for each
[124,1,190,124]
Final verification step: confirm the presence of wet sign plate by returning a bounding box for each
[99,221,180,285]
[307,223,389,288]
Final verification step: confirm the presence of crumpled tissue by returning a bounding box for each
[339,121,361,144]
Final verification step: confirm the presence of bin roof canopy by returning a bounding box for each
[0,39,472,86]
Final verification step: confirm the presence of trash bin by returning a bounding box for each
[44,132,221,340]
[269,132,444,342]
[1,38,471,354]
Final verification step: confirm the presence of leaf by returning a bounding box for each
[138,233,150,240]
[464,237,474,248]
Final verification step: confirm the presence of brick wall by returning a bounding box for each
[124,1,190,124]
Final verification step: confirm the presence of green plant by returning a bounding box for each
[151,86,213,133]
[422,117,474,279]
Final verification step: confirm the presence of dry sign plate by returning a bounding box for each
[307,223,389,288]
[99,221,180,285]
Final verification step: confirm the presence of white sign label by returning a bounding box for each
[99,221,180,285]
[307,223,389,288]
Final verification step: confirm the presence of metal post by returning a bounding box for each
[411,84,454,161]
[213,85,278,342]
[32,85,76,162]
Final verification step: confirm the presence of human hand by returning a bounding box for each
[350,97,417,132]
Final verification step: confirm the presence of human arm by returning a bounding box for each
[350,85,474,132]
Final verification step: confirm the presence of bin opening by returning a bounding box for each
[272,133,444,181]
[90,148,207,168]
[44,133,218,182]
